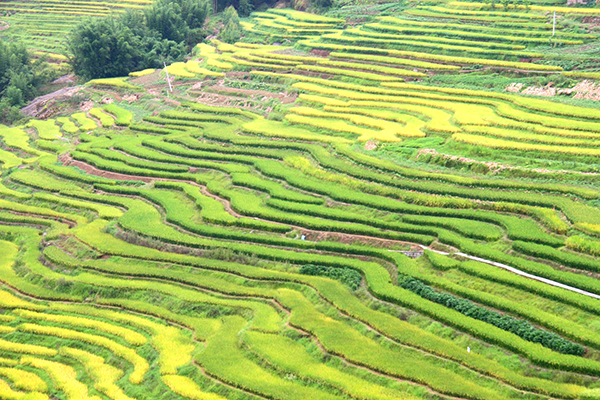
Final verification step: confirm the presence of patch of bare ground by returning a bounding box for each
[192,92,278,114]
[506,79,600,100]
[582,16,600,27]
[0,21,8,31]
[80,101,94,112]
[364,139,377,151]
[521,83,556,97]
[203,84,298,104]
[128,70,160,86]
[572,79,600,101]
[311,49,331,57]
[86,88,124,102]
[21,86,84,119]
[51,75,76,85]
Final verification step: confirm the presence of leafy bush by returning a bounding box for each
[221,7,243,44]
[145,0,208,44]
[0,42,55,123]
[68,1,206,79]
[399,276,585,356]
[299,264,362,290]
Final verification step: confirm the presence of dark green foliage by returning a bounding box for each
[145,0,208,43]
[399,276,585,356]
[0,42,55,123]
[67,14,186,80]
[222,5,240,27]
[68,0,208,79]
[221,19,242,44]
[238,0,254,17]
[69,17,141,79]
[299,264,362,290]
[220,6,242,44]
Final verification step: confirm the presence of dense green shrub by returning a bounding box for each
[0,42,55,123]
[68,0,208,79]
[299,264,362,290]
[145,0,208,44]
[399,276,585,356]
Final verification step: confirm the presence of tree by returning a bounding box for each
[68,17,146,79]
[221,6,241,44]
[145,2,189,43]
[68,0,208,80]
[313,0,332,9]
[221,18,242,43]
[0,42,55,124]
[222,5,240,27]
[145,0,208,42]
[238,0,254,18]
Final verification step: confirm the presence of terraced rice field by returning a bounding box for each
[0,0,152,62]
[2,2,600,400]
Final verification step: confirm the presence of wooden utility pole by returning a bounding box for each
[163,61,173,94]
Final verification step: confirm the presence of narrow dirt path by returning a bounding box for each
[421,245,600,300]
[64,157,420,249]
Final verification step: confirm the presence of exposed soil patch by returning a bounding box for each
[128,70,161,86]
[311,49,331,57]
[582,16,600,27]
[572,79,600,101]
[0,21,8,31]
[87,88,123,102]
[521,83,556,97]
[80,101,94,112]
[58,152,72,164]
[192,91,277,114]
[21,86,84,119]
[364,139,378,151]
[203,84,297,104]
[123,94,141,103]
[506,79,600,100]
[51,75,76,85]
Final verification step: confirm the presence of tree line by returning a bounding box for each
[0,42,55,124]
[67,0,210,80]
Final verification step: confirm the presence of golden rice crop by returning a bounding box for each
[14,309,147,346]
[18,324,149,384]
[0,367,47,392]
[20,356,102,400]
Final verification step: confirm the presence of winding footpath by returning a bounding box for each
[420,245,600,300]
